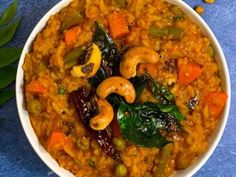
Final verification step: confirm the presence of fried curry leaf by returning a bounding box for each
[89,22,120,86]
[148,76,175,105]
[0,47,22,68]
[0,18,21,46]
[130,75,149,100]
[0,66,16,89]
[0,0,18,27]
[0,90,15,106]
[117,102,184,148]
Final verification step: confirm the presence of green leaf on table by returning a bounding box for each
[0,0,18,27]
[0,90,15,106]
[0,18,21,47]
[0,66,17,89]
[0,47,22,68]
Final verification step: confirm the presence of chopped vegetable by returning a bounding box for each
[203,91,227,117]
[195,6,204,15]
[112,137,126,151]
[178,63,202,85]
[64,26,81,47]
[148,24,184,40]
[26,80,47,94]
[77,137,90,150]
[115,164,128,177]
[117,102,184,148]
[87,159,96,168]
[170,6,182,15]
[58,86,66,95]
[64,47,82,69]
[114,0,127,8]
[206,45,215,57]
[108,11,129,39]
[155,144,173,177]
[27,99,42,114]
[47,132,67,150]
[70,86,120,160]
[61,10,82,31]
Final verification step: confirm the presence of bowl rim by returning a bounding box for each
[16,0,231,177]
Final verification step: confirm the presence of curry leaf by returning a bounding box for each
[0,90,15,106]
[0,18,21,46]
[0,47,22,68]
[130,75,149,100]
[117,103,173,148]
[0,0,18,27]
[0,66,17,89]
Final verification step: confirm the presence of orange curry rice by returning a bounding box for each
[23,0,227,176]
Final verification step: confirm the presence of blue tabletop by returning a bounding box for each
[0,0,235,177]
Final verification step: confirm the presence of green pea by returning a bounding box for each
[27,99,42,114]
[113,137,126,151]
[76,137,90,150]
[115,164,128,177]
[206,45,215,57]
[58,86,66,95]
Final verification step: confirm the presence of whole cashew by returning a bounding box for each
[120,47,159,79]
[90,99,114,130]
[71,43,102,78]
[96,76,136,103]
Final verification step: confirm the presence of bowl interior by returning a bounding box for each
[16,0,231,177]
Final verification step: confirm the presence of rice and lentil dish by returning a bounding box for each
[23,0,228,176]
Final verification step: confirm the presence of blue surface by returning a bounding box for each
[0,0,235,177]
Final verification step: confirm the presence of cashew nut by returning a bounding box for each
[96,76,136,103]
[71,43,102,78]
[90,99,114,130]
[120,47,159,79]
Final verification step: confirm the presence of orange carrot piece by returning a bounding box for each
[178,64,202,84]
[137,63,158,78]
[26,80,47,94]
[204,91,228,117]
[108,11,129,39]
[64,26,81,47]
[47,132,67,150]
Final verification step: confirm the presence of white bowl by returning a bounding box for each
[16,0,231,177]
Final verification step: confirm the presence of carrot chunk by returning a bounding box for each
[64,26,81,47]
[203,91,228,117]
[47,132,67,150]
[178,63,202,84]
[108,11,129,39]
[26,80,47,94]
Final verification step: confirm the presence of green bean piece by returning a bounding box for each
[64,47,82,69]
[172,15,185,22]
[76,137,90,150]
[87,159,95,168]
[115,164,128,177]
[170,6,183,15]
[58,86,66,95]
[115,0,127,8]
[27,99,42,114]
[113,137,126,151]
[155,143,173,177]
[206,45,215,57]
[61,10,82,31]
[148,24,169,38]
[165,26,184,40]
